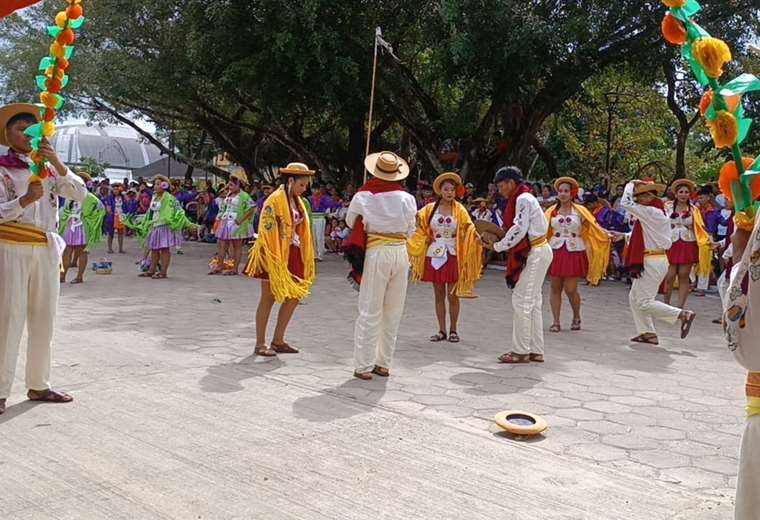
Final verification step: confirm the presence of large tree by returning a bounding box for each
[1,0,757,186]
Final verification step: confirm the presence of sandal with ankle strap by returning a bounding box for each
[448,331,460,343]
[430,331,447,342]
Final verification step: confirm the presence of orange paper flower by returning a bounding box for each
[661,14,687,45]
[67,4,82,18]
[699,89,741,115]
[693,37,732,79]
[719,157,760,203]
[662,0,687,6]
[708,111,739,148]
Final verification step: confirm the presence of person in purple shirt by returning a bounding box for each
[308,183,339,213]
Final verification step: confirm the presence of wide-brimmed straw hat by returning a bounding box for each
[153,175,170,186]
[76,171,92,182]
[230,170,249,186]
[553,176,579,192]
[364,151,410,182]
[472,197,488,204]
[433,172,463,195]
[633,180,666,197]
[474,220,506,240]
[670,178,696,194]
[0,103,40,146]
[279,162,315,176]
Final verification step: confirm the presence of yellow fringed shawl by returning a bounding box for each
[544,203,611,286]
[408,201,483,298]
[245,186,315,302]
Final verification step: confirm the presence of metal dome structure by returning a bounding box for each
[49,123,163,180]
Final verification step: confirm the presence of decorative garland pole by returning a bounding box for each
[25,0,85,183]
[660,0,760,222]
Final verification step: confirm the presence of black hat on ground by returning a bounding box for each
[494,166,523,184]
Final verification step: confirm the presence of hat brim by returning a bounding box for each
[433,172,462,195]
[280,167,315,176]
[553,176,579,192]
[77,171,92,182]
[670,179,696,193]
[364,152,410,182]
[230,172,249,186]
[474,219,506,240]
[0,103,41,147]
[153,175,170,185]
[634,183,666,197]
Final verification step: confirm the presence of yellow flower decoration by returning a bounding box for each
[735,211,756,232]
[662,0,687,6]
[693,37,732,78]
[708,111,739,149]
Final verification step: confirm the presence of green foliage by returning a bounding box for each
[0,0,757,188]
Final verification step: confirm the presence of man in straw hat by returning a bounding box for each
[344,151,417,379]
[723,209,760,520]
[614,179,696,345]
[480,166,552,364]
[0,102,87,414]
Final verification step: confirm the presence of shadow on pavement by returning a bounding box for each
[0,400,42,424]
[292,377,388,422]
[199,354,282,393]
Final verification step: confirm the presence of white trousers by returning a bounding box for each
[312,217,326,260]
[736,415,760,519]
[511,244,553,355]
[353,244,409,372]
[629,255,681,335]
[718,270,729,306]
[0,242,60,399]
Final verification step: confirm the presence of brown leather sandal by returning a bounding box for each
[529,353,545,363]
[631,333,659,345]
[27,389,73,403]
[372,366,389,377]
[271,342,299,354]
[353,371,372,380]
[254,345,277,357]
[498,352,530,364]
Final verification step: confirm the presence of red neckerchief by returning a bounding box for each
[502,183,533,289]
[624,197,665,278]
[0,149,31,169]
[342,178,406,289]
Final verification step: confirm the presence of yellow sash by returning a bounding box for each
[530,236,548,247]
[0,222,48,246]
[367,232,407,249]
[748,373,760,417]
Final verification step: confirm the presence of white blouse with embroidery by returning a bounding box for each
[548,208,585,252]
[426,211,457,270]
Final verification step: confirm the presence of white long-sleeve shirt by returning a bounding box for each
[725,215,760,371]
[493,192,548,253]
[0,160,86,236]
[346,189,417,238]
[620,182,672,251]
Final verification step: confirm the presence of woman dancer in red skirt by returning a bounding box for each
[409,172,483,343]
[545,177,611,332]
[663,178,711,309]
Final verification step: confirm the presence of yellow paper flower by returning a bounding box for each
[708,111,739,148]
[55,11,68,28]
[662,0,687,6]
[49,42,65,59]
[43,121,56,136]
[735,211,756,232]
[693,37,732,78]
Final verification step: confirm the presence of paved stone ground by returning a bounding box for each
[0,238,744,519]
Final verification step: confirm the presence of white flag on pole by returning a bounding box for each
[375,27,400,62]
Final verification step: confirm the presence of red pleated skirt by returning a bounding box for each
[254,245,305,280]
[667,239,699,266]
[422,255,459,284]
[549,245,588,278]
